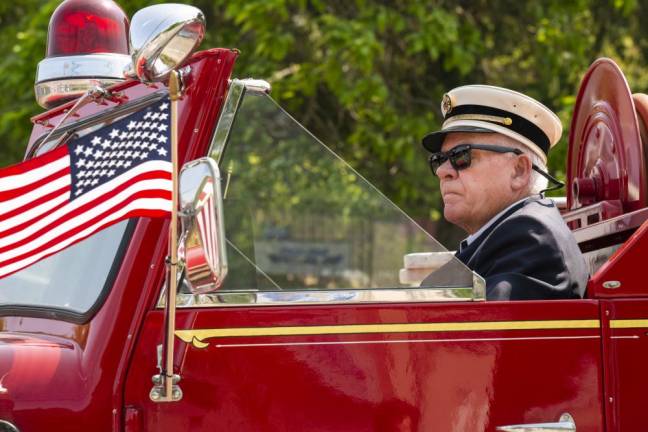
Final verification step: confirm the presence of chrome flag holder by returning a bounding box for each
[150,71,183,403]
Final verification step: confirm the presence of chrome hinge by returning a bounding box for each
[149,344,182,402]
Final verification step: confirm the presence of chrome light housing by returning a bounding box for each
[34,0,131,109]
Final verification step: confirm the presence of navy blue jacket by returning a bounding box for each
[424,196,588,300]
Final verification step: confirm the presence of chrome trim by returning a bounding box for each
[208,79,246,163]
[35,54,131,83]
[0,420,20,432]
[159,287,475,308]
[130,4,205,83]
[27,91,167,158]
[572,206,648,243]
[35,77,125,110]
[239,79,271,95]
[497,413,575,431]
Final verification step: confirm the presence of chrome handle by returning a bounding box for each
[496,413,576,432]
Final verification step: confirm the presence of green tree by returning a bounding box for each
[0,0,645,246]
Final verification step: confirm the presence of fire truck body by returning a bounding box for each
[0,2,648,432]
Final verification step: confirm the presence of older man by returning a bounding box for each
[421,85,588,300]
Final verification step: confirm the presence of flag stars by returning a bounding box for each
[69,98,170,200]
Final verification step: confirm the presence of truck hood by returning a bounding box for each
[0,332,87,410]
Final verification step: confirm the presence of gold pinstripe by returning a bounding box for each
[175,319,600,348]
[610,319,648,329]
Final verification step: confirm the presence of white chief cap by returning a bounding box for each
[421,85,563,163]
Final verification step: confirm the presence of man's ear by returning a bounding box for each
[510,154,532,191]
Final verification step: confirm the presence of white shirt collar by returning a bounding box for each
[461,196,531,250]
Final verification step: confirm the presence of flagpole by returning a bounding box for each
[164,70,181,401]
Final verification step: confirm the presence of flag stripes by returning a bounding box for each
[0,97,173,279]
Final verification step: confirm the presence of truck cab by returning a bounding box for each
[0,1,647,431]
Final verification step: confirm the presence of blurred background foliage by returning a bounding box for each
[0,0,645,245]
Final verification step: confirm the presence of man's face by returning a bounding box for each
[436,132,525,234]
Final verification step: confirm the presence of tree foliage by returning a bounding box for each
[0,0,645,244]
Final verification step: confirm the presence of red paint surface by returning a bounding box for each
[124,301,604,431]
[0,49,237,432]
[568,58,647,214]
[600,300,648,432]
[3,50,648,432]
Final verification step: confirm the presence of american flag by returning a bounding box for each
[0,97,173,279]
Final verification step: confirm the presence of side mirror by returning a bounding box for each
[179,157,228,293]
[129,4,205,83]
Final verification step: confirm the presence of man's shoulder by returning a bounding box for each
[483,196,564,245]
[462,196,576,267]
[464,196,588,300]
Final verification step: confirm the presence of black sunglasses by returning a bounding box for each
[427,143,565,193]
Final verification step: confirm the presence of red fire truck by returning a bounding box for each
[0,1,647,431]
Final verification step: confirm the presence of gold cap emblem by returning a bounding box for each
[442,93,453,115]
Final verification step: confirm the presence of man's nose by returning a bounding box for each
[435,159,457,179]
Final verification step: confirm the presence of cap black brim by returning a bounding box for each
[421,125,494,153]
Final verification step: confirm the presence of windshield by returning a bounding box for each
[0,220,130,314]
[213,91,473,292]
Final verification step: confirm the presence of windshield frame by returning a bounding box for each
[162,79,485,308]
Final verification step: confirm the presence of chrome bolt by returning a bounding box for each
[172,389,182,400]
[150,389,161,401]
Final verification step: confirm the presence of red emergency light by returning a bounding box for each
[34,0,132,109]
